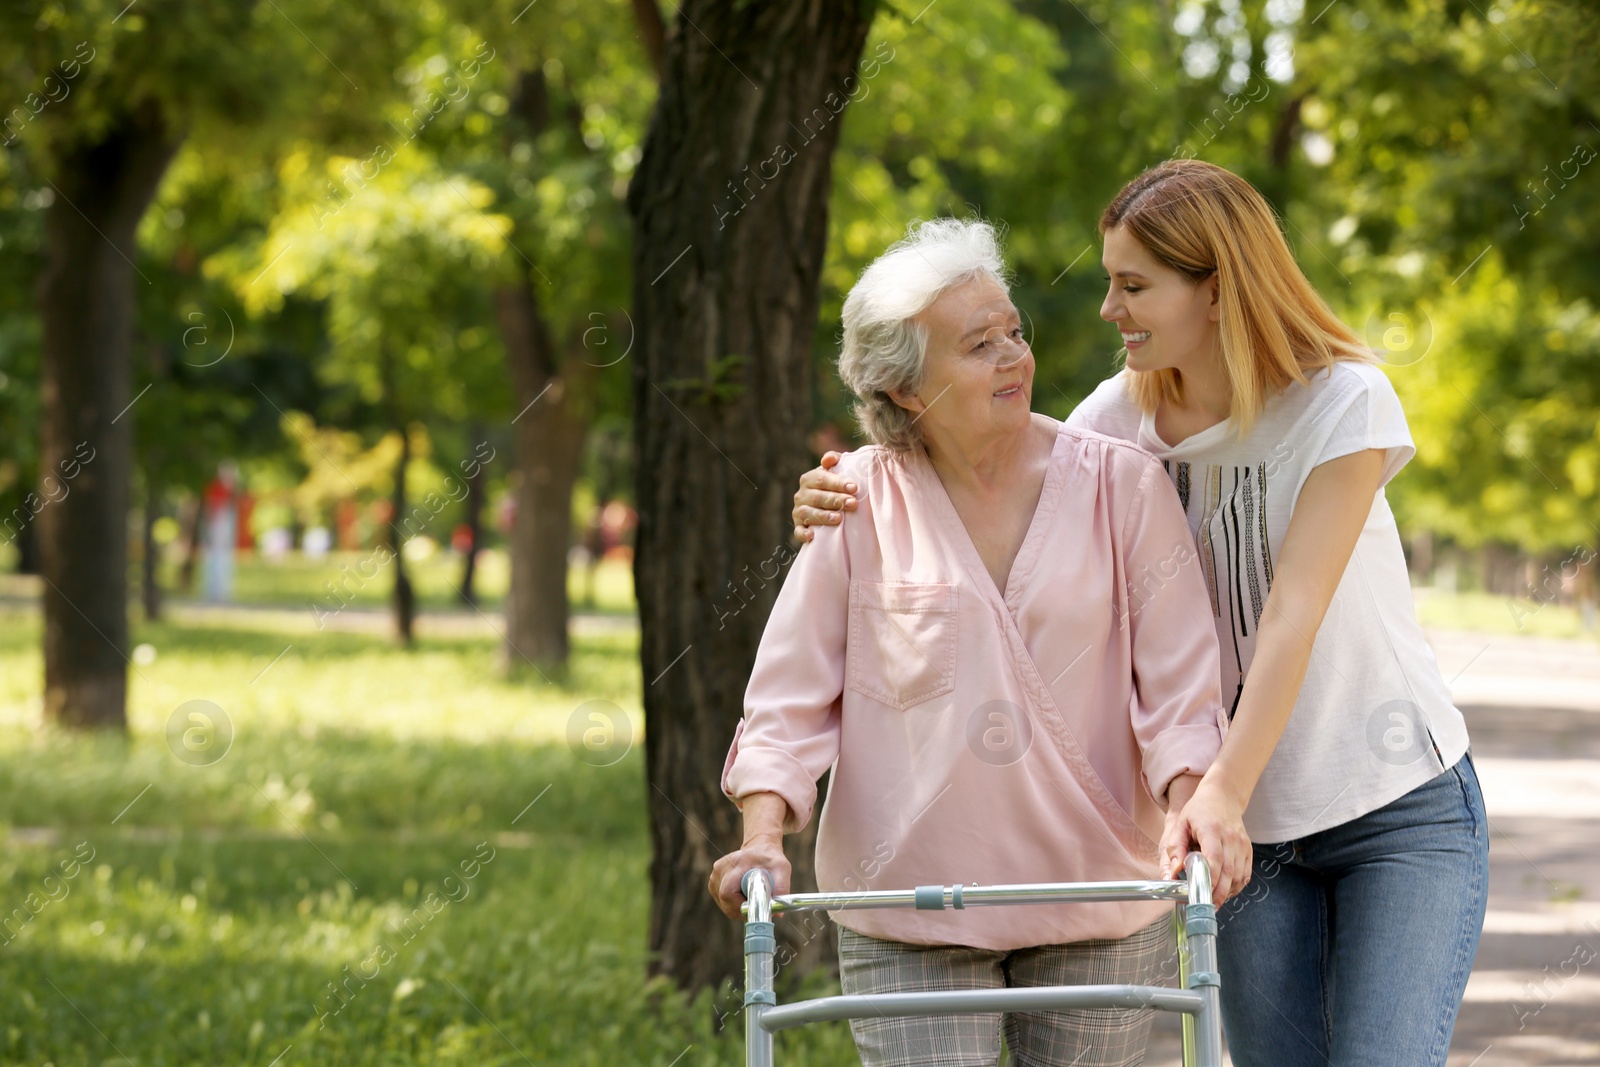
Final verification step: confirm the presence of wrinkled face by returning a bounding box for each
[1099,223,1220,376]
[898,276,1034,446]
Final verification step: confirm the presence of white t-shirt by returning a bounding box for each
[1067,360,1470,842]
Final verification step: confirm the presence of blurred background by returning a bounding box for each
[0,0,1596,1064]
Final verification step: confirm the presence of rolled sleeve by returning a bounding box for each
[720,469,856,833]
[1139,723,1225,805]
[1119,455,1228,803]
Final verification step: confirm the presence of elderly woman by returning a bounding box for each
[708,219,1228,1067]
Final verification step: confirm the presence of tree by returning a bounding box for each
[233,144,510,643]
[0,0,421,726]
[629,0,873,995]
[431,0,657,669]
[34,97,178,726]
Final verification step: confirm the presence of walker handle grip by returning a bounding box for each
[741,867,774,900]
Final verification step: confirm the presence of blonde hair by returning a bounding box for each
[1099,159,1374,434]
[839,218,1011,452]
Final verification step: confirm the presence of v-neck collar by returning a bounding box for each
[903,420,1161,861]
[1138,405,1232,457]
[911,418,1068,611]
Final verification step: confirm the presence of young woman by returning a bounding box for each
[790,159,1488,1067]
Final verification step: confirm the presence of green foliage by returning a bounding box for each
[1276,0,1600,552]
[435,0,654,318]
[1,0,1593,557]
[220,144,510,423]
[809,0,1600,556]
[424,0,652,437]
[0,1,423,162]
[824,0,1087,406]
[1384,260,1600,551]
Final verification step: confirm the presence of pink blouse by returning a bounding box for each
[721,419,1227,949]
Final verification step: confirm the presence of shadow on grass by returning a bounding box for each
[0,726,643,839]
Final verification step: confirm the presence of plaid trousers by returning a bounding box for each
[836,917,1173,1067]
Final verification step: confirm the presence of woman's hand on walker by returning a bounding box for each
[710,793,793,919]
[791,451,857,542]
[1159,774,1252,905]
[709,836,791,920]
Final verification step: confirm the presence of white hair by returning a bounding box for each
[838,218,1011,452]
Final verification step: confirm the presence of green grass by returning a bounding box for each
[1412,586,1598,641]
[10,568,1582,1065]
[0,609,858,1066]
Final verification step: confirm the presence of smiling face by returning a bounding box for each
[892,275,1034,449]
[1099,223,1221,377]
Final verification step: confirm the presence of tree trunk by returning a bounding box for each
[14,521,39,575]
[36,100,180,729]
[1257,92,1305,213]
[381,347,415,645]
[177,492,202,594]
[495,269,593,670]
[459,421,486,606]
[141,465,163,622]
[389,426,415,645]
[1408,530,1434,583]
[631,0,668,79]
[628,0,870,995]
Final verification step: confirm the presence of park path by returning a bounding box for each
[1146,627,1600,1066]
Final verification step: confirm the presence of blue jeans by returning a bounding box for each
[1217,753,1488,1067]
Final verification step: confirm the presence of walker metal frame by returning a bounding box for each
[739,852,1222,1067]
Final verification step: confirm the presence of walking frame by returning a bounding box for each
[739,852,1223,1067]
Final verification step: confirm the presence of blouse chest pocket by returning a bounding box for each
[846,580,958,710]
